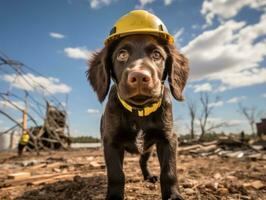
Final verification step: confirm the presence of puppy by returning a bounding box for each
[87,34,189,200]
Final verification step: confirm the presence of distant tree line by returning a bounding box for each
[70,136,100,143]
[185,92,264,141]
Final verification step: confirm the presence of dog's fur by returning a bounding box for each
[87,35,189,200]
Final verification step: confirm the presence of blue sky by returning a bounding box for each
[0,0,266,137]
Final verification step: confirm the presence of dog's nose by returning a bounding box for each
[127,70,151,86]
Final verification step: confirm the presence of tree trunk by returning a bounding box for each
[190,120,194,139]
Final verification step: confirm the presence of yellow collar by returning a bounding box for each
[117,93,162,117]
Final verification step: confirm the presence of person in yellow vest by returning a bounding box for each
[18,131,30,156]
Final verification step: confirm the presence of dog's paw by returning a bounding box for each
[144,175,158,183]
[168,192,185,200]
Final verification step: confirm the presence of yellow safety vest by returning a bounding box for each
[19,133,30,145]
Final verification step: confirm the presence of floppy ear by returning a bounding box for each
[166,44,189,101]
[87,46,111,103]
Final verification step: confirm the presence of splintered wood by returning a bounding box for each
[0,150,105,191]
[25,103,71,152]
[0,146,265,200]
[178,137,266,159]
[7,172,31,180]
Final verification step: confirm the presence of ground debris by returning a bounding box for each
[0,147,265,200]
[243,180,265,190]
[7,172,31,180]
[178,137,266,161]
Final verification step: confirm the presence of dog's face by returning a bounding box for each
[112,35,166,106]
[87,34,189,104]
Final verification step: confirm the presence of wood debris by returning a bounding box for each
[7,172,31,180]
[178,136,266,160]
[0,149,265,200]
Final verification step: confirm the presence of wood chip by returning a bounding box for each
[244,180,264,189]
[45,162,62,169]
[30,163,46,169]
[7,172,31,180]
[90,161,101,168]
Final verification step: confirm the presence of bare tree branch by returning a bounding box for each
[187,98,197,139]
[198,93,224,141]
[238,103,260,135]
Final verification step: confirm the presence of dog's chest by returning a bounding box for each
[122,129,146,154]
[120,114,163,154]
[124,121,154,154]
[135,130,145,154]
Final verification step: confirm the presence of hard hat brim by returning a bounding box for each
[104,29,174,46]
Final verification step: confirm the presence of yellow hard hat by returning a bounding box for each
[104,10,174,45]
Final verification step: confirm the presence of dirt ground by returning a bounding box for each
[0,148,265,200]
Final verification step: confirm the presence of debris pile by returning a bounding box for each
[27,103,71,151]
[0,52,71,152]
[0,150,105,191]
[178,137,266,160]
[0,148,265,200]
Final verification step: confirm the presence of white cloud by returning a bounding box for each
[164,0,174,6]
[262,93,266,98]
[135,0,155,9]
[192,24,199,29]
[2,73,71,95]
[194,117,225,131]
[182,20,246,80]
[203,117,223,125]
[214,68,266,92]
[173,28,184,41]
[89,0,172,9]
[204,117,243,127]
[226,96,246,104]
[209,100,224,108]
[49,32,65,39]
[87,108,100,114]
[64,47,93,60]
[193,82,212,92]
[173,28,184,47]
[182,13,266,91]
[90,0,112,9]
[177,116,246,135]
[201,0,266,25]
[0,100,24,110]
[227,119,244,126]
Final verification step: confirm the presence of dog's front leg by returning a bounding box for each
[156,133,184,200]
[104,142,125,200]
[140,151,158,183]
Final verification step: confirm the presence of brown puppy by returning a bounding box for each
[87,35,189,200]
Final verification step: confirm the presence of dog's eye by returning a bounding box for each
[117,49,129,62]
[151,50,162,61]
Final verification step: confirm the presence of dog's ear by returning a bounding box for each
[87,46,111,103]
[166,44,189,101]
